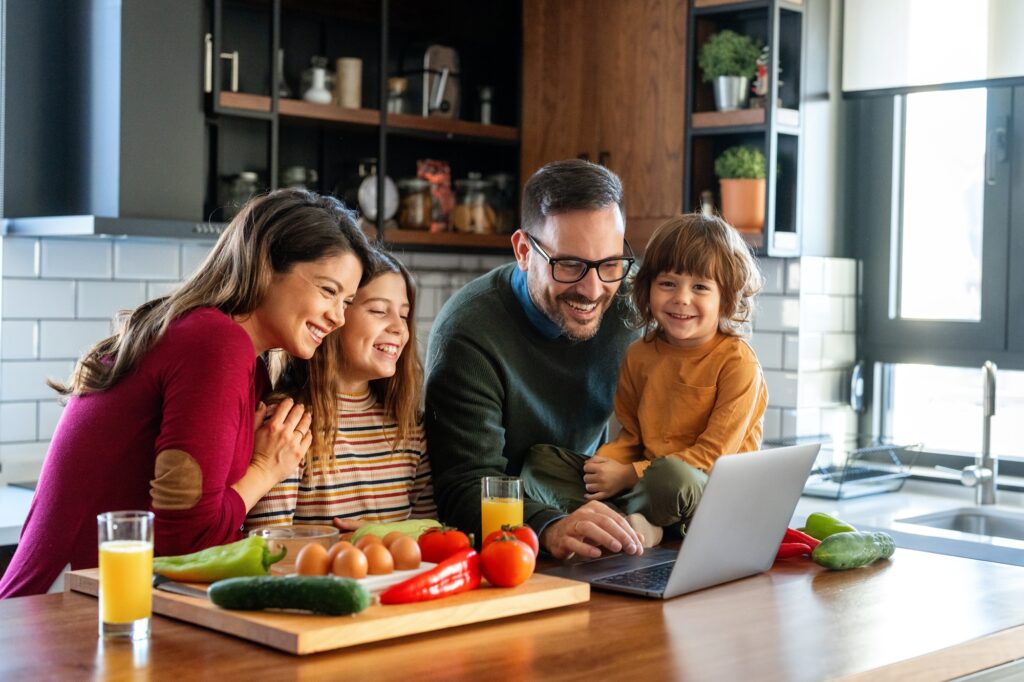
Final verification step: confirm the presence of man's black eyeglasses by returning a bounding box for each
[526,233,635,284]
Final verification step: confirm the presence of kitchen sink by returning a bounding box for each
[898,507,1024,542]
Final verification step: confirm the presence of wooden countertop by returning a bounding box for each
[4,549,1024,680]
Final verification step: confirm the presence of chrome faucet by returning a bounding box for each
[961,361,998,504]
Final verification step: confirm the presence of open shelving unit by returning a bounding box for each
[684,0,805,256]
[206,0,521,253]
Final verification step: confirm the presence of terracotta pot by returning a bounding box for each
[719,178,765,232]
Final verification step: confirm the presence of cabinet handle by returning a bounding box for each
[220,50,239,93]
[985,124,1008,186]
[598,150,611,167]
[577,152,590,161]
[204,33,213,93]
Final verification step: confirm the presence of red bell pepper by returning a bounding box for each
[776,542,812,560]
[783,527,821,550]
[379,548,481,605]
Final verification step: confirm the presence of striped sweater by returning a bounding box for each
[245,391,436,529]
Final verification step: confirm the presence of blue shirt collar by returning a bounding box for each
[511,266,563,340]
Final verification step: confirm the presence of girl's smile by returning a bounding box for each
[649,271,721,348]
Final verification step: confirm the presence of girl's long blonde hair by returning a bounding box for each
[631,213,763,339]
[51,189,374,431]
[276,250,423,472]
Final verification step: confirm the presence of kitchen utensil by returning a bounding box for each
[247,524,339,575]
[152,574,208,600]
[401,45,460,118]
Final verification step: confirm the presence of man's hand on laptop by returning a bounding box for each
[541,501,644,560]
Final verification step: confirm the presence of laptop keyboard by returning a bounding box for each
[593,562,675,591]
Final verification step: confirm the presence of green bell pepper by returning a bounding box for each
[802,512,858,541]
[153,536,286,583]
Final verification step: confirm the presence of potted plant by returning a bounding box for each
[714,145,766,233]
[698,30,762,111]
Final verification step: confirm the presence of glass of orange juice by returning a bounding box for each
[481,476,524,540]
[97,511,154,640]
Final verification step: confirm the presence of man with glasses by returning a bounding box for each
[425,159,644,559]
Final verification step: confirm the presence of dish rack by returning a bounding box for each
[765,436,922,499]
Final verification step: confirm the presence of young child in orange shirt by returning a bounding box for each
[523,213,767,546]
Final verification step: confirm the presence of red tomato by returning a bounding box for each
[417,527,472,563]
[480,537,535,587]
[482,525,539,558]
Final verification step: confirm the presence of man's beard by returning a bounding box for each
[528,278,610,342]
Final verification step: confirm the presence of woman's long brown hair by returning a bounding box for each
[50,189,374,457]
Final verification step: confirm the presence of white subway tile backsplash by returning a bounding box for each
[3,279,77,318]
[800,256,825,294]
[844,297,857,332]
[479,255,513,271]
[0,442,48,484]
[758,257,785,294]
[417,272,447,287]
[39,320,112,360]
[795,407,824,437]
[821,333,856,369]
[783,333,801,371]
[147,282,181,299]
[798,332,823,371]
[40,239,112,279]
[823,258,856,296]
[114,242,181,281]
[800,294,845,333]
[181,243,214,278]
[0,360,75,401]
[408,252,463,270]
[2,238,40,277]
[785,259,801,294]
[0,402,37,442]
[762,407,782,442]
[1,321,38,359]
[753,295,800,331]
[763,370,798,408]
[798,370,844,407]
[37,401,65,440]
[780,409,798,439]
[77,281,147,320]
[749,332,783,370]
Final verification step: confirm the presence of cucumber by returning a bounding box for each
[208,576,371,615]
[811,531,896,570]
[350,519,442,543]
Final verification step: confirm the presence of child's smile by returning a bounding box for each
[649,271,721,348]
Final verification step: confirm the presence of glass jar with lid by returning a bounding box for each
[221,171,260,220]
[397,177,432,230]
[452,172,495,234]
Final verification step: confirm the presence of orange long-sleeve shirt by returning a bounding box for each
[597,332,768,476]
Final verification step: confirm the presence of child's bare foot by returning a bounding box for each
[626,513,663,548]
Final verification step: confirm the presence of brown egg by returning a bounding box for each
[326,541,356,566]
[331,547,368,579]
[295,542,330,576]
[382,531,407,549]
[355,534,384,551]
[389,535,421,571]
[364,543,395,575]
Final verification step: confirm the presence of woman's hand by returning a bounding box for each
[332,518,369,533]
[251,398,312,482]
[232,398,312,511]
[582,456,638,500]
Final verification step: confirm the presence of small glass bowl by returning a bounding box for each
[248,524,339,574]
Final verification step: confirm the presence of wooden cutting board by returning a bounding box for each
[65,569,589,655]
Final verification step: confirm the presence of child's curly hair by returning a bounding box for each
[631,213,763,338]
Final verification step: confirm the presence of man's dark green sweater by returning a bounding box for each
[424,263,636,539]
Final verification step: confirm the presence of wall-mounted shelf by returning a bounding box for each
[692,107,799,131]
[382,229,512,252]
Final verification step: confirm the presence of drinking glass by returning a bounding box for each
[480,476,524,539]
[97,511,154,640]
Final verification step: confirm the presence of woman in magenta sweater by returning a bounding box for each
[0,188,372,597]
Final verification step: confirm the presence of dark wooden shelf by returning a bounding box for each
[691,107,800,131]
[216,93,518,142]
[382,229,513,252]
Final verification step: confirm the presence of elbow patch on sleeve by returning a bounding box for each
[150,449,203,510]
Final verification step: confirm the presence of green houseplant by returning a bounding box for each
[714,145,766,232]
[698,30,762,111]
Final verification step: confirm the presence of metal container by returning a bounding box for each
[712,75,750,111]
[401,45,460,118]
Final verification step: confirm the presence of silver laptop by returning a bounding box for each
[540,443,821,599]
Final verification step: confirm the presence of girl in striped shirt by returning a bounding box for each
[246,251,436,530]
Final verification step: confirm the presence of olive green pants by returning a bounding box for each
[522,444,708,530]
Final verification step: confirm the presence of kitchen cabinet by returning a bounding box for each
[521,0,687,250]
[684,0,805,256]
[206,0,522,252]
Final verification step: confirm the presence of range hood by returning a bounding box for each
[2,1,209,239]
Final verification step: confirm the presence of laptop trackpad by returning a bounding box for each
[540,547,677,581]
